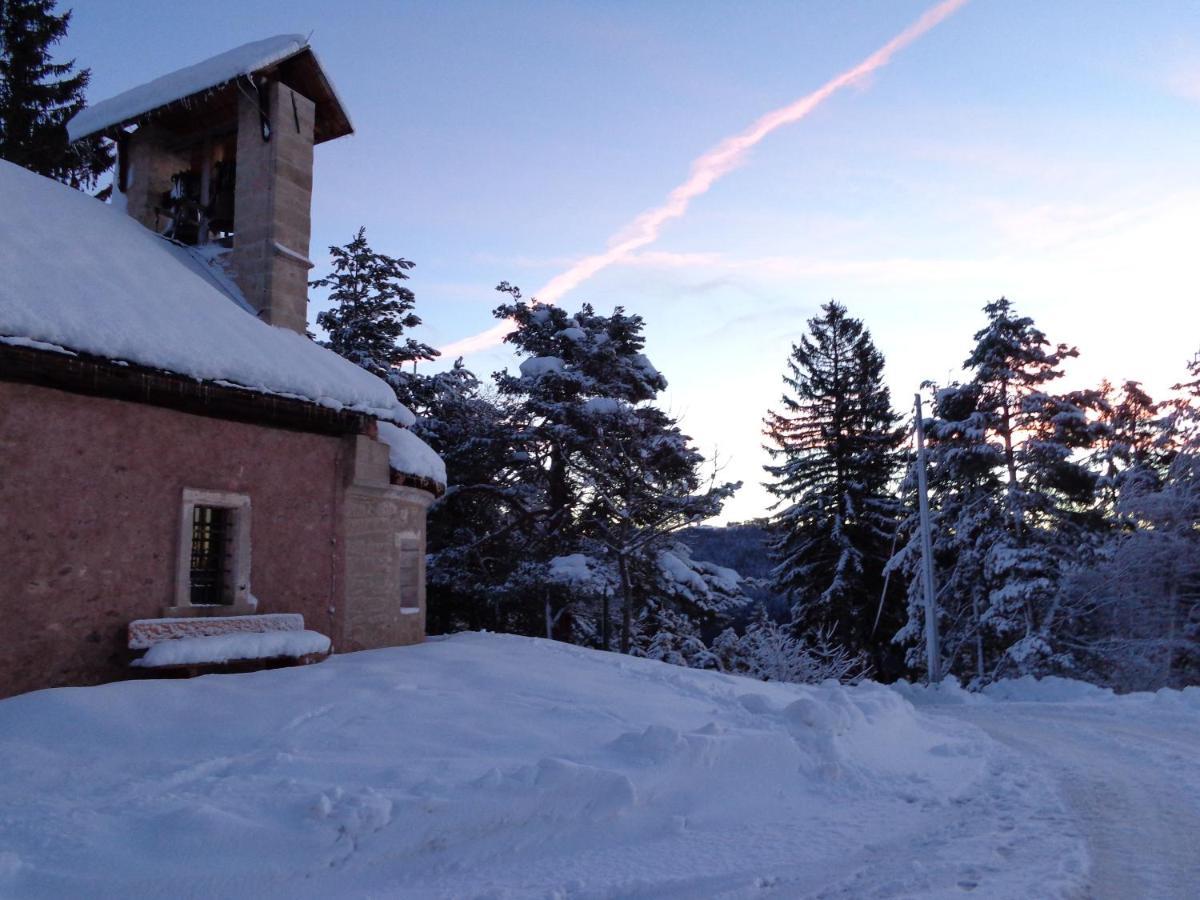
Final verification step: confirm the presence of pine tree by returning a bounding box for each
[890,382,1007,684]
[964,298,1106,673]
[1093,379,1172,522]
[763,301,904,676]
[492,285,739,652]
[311,227,438,385]
[894,299,1108,682]
[0,0,112,192]
[401,360,530,636]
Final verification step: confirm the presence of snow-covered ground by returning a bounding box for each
[0,634,1194,898]
[898,678,1200,900]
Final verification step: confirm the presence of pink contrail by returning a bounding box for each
[440,0,968,357]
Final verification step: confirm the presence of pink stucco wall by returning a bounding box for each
[0,381,350,698]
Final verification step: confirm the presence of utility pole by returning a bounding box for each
[914,393,941,684]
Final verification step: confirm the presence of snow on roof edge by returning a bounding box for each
[0,160,414,426]
[376,422,447,487]
[67,34,309,142]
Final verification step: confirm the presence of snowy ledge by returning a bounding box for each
[132,630,331,668]
[377,422,447,488]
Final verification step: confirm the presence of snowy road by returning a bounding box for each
[931,700,1200,900]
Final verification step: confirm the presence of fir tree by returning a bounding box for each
[0,0,112,192]
[965,299,1106,673]
[311,227,438,385]
[763,301,904,676]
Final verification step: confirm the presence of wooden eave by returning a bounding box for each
[390,470,447,499]
[87,47,353,146]
[0,342,371,437]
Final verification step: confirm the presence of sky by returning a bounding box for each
[64,1,1200,522]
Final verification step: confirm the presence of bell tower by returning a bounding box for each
[67,36,353,335]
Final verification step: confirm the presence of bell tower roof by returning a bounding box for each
[67,34,352,145]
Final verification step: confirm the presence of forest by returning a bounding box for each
[313,230,1200,693]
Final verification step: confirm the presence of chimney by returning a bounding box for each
[67,37,353,336]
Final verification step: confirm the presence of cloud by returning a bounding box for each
[438,0,970,357]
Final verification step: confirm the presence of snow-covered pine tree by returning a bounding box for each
[1092,380,1173,523]
[763,301,904,676]
[0,0,112,193]
[1062,448,1200,690]
[402,360,531,635]
[311,227,438,388]
[1060,351,1200,689]
[895,299,1109,683]
[889,382,1008,684]
[492,284,739,652]
[629,543,748,657]
[962,298,1107,675]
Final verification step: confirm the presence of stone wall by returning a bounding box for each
[0,381,433,698]
[122,125,188,233]
[231,80,316,334]
[339,437,431,651]
[0,382,347,698]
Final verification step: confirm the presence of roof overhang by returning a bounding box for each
[0,341,372,437]
[68,36,353,145]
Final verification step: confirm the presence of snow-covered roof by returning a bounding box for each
[67,35,352,143]
[377,422,447,487]
[0,161,412,423]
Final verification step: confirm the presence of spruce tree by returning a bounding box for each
[0,0,112,192]
[311,227,438,386]
[763,301,903,675]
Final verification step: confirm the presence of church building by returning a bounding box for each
[0,36,443,698]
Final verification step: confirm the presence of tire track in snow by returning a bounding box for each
[933,703,1200,900]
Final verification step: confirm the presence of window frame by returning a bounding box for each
[170,488,253,615]
[395,530,423,614]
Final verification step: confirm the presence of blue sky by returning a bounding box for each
[66,1,1200,521]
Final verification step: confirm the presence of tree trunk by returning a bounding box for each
[618,553,634,654]
[601,589,611,651]
[999,380,1024,538]
[1163,557,1178,689]
[972,593,985,683]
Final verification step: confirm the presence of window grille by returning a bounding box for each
[189,505,232,605]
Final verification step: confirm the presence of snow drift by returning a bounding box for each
[0,633,1087,898]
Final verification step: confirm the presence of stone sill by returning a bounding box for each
[161,602,259,618]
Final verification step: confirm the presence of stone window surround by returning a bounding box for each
[396,530,422,613]
[168,488,254,616]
